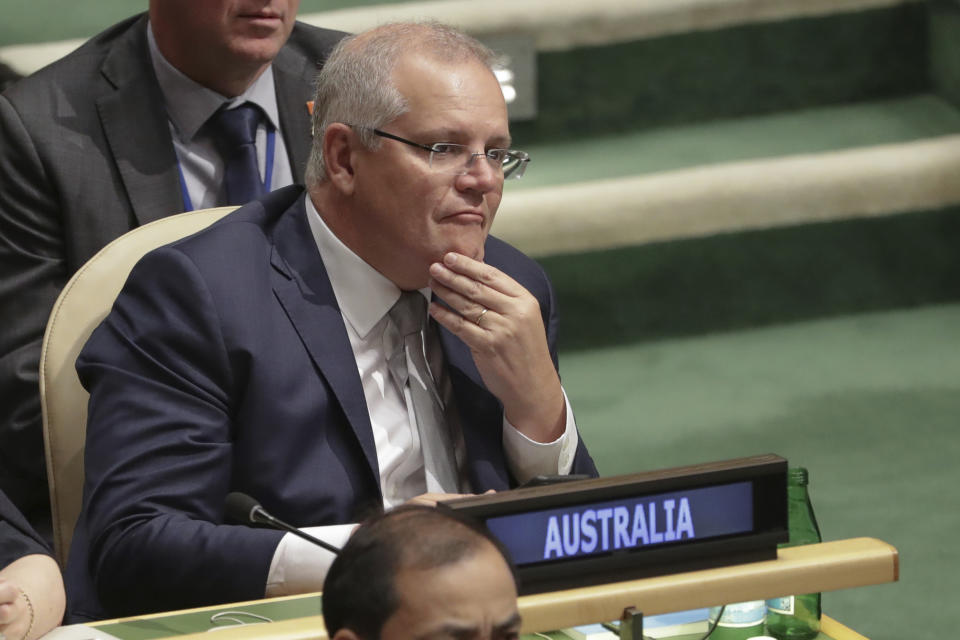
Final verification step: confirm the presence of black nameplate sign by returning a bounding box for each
[441,454,788,594]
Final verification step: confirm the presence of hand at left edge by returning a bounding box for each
[0,578,28,640]
[427,252,565,443]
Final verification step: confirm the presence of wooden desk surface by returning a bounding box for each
[518,537,897,631]
[91,537,897,640]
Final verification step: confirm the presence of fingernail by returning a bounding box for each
[444,252,457,265]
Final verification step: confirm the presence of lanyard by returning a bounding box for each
[177,127,276,212]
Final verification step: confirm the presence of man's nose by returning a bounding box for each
[458,154,500,190]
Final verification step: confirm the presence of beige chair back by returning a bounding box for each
[40,206,238,566]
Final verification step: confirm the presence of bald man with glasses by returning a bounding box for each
[66,21,597,622]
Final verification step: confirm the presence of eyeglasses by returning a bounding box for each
[352,126,530,180]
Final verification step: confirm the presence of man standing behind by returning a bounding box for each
[68,21,597,620]
[0,1,345,540]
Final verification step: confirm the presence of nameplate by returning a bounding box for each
[441,454,788,594]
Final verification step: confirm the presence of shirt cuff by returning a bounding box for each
[265,524,356,597]
[502,386,578,485]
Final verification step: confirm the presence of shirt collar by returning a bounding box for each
[147,20,282,143]
[303,194,430,339]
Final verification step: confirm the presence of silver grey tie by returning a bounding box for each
[387,291,459,494]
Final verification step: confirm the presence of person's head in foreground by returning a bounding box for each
[322,506,520,640]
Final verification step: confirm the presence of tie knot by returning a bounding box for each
[208,103,262,150]
[389,291,427,338]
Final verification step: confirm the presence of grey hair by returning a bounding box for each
[304,21,499,186]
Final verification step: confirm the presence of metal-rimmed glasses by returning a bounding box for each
[351,125,531,180]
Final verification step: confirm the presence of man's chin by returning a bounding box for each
[228,35,288,65]
[445,241,485,264]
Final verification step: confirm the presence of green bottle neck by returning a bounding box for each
[789,467,809,487]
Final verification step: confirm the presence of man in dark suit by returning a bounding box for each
[67,21,597,620]
[0,1,345,540]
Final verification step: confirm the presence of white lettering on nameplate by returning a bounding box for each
[543,497,695,559]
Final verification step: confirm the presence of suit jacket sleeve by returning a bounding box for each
[0,489,51,568]
[0,93,69,524]
[75,246,284,615]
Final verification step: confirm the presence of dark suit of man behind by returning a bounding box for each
[67,22,598,621]
[0,9,345,537]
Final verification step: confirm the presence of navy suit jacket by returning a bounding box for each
[66,186,597,620]
[0,14,346,536]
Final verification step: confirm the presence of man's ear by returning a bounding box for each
[323,122,357,196]
[332,628,363,640]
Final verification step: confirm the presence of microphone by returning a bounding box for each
[225,491,341,555]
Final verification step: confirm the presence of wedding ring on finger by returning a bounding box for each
[474,307,488,326]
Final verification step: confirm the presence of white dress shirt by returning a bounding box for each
[265,195,579,596]
[147,23,294,210]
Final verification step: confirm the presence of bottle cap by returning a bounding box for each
[788,467,809,485]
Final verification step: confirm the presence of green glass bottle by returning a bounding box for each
[766,467,822,639]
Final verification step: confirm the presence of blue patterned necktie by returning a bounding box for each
[207,103,267,206]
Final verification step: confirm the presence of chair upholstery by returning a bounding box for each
[40,206,237,566]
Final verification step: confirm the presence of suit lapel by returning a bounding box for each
[97,16,183,227]
[269,197,381,488]
[273,46,314,182]
[438,323,512,491]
